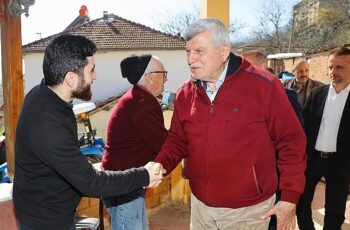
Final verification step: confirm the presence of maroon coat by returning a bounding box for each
[102,85,167,170]
[156,53,306,208]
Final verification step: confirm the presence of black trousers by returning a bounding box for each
[296,152,349,230]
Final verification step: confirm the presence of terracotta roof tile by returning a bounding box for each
[23,14,185,52]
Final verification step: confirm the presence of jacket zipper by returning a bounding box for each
[206,102,214,203]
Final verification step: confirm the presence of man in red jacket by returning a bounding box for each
[102,54,168,230]
[155,18,306,229]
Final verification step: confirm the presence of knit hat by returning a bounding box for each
[120,54,152,85]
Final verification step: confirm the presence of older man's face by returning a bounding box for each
[185,31,230,83]
[293,62,309,84]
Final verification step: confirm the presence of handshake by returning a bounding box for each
[144,162,166,188]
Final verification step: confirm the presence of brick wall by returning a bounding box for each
[307,51,331,84]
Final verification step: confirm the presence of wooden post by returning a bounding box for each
[201,0,230,29]
[0,1,4,21]
[1,0,24,178]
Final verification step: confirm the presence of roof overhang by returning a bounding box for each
[267,53,303,59]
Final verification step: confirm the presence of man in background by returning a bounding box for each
[297,47,350,230]
[242,50,304,126]
[102,54,168,230]
[283,59,324,107]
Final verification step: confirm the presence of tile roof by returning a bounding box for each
[22,14,185,52]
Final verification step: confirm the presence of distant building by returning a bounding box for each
[293,0,350,34]
[22,6,188,103]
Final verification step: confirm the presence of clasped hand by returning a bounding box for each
[144,162,166,188]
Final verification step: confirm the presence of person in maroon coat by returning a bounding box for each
[101,54,168,230]
[154,19,306,230]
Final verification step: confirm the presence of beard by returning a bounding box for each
[72,76,92,101]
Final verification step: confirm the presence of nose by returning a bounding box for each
[187,51,197,65]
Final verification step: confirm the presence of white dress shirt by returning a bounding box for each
[315,83,350,152]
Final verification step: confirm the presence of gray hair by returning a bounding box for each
[184,18,230,47]
[292,59,309,72]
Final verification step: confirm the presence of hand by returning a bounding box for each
[143,162,164,188]
[154,162,166,175]
[261,201,297,230]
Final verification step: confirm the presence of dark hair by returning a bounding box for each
[43,34,97,86]
[329,46,350,57]
[266,67,274,74]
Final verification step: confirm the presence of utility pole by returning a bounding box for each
[288,9,296,53]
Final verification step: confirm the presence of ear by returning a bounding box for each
[220,44,231,62]
[144,74,153,85]
[65,72,78,89]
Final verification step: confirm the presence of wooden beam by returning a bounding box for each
[1,0,24,178]
[201,0,230,29]
[0,1,4,22]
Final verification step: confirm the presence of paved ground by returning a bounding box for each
[147,181,350,230]
[148,201,190,230]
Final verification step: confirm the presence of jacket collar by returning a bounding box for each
[226,52,243,77]
[193,52,243,88]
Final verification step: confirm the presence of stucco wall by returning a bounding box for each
[23,49,190,103]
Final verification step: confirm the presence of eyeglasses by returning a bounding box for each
[147,70,168,78]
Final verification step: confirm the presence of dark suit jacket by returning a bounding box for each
[303,84,350,177]
[283,78,324,106]
[285,88,304,127]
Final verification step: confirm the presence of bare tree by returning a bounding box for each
[250,0,291,53]
[153,5,200,36]
[153,5,246,43]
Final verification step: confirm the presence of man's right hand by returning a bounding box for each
[144,162,166,188]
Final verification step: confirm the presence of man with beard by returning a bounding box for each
[283,59,324,107]
[13,34,164,230]
[297,47,350,230]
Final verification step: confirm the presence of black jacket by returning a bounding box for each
[13,80,149,229]
[303,84,350,177]
[285,88,304,127]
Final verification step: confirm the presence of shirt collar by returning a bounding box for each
[40,79,73,109]
[330,82,350,94]
[194,61,229,91]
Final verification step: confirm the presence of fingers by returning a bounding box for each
[154,162,166,175]
[274,201,297,230]
[291,216,296,229]
[261,207,275,219]
[144,162,164,188]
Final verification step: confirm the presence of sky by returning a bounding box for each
[19,0,300,44]
[1,0,300,83]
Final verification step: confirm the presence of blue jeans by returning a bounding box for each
[103,193,149,230]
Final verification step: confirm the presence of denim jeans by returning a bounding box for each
[103,194,149,230]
